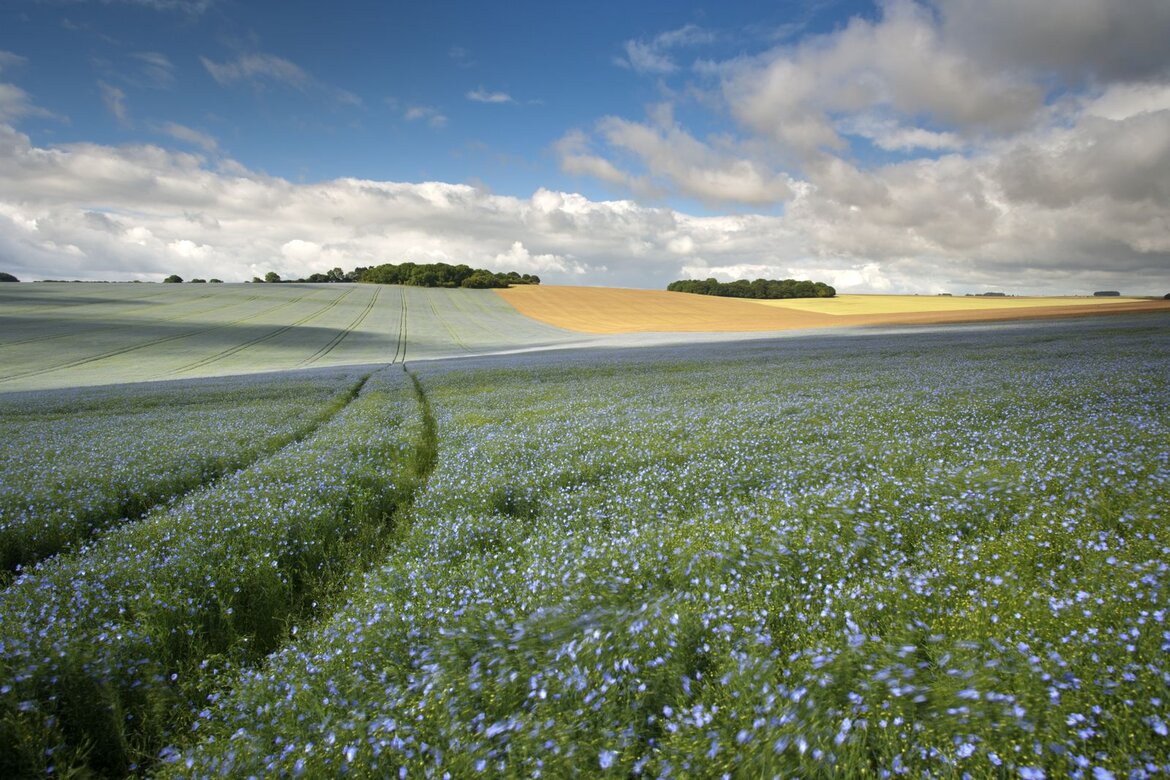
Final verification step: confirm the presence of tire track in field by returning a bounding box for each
[391,287,409,364]
[167,287,357,375]
[0,291,325,385]
[298,286,383,367]
[0,373,371,582]
[425,288,474,354]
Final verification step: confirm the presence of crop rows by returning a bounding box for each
[0,371,366,576]
[167,319,1170,778]
[0,368,432,776]
[0,283,582,392]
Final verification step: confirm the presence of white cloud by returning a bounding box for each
[616,24,715,75]
[200,53,361,106]
[618,41,677,75]
[111,0,215,12]
[2,109,1168,295]
[201,53,310,89]
[839,115,964,152]
[0,51,27,73]
[559,105,793,206]
[404,105,447,129]
[131,51,176,88]
[719,0,1043,158]
[466,87,514,104]
[98,81,129,125]
[154,121,218,151]
[935,0,1170,83]
[1084,83,1170,121]
[0,83,38,123]
[493,241,584,275]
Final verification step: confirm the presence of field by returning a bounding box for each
[1,284,1169,777]
[497,285,1170,333]
[0,283,580,392]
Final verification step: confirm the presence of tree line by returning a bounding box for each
[245,263,540,288]
[667,277,836,299]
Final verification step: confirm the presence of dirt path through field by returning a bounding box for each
[496,286,1170,334]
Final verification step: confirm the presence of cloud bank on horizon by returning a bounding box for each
[1,0,1168,295]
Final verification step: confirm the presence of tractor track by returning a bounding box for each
[168,287,357,375]
[298,286,383,367]
[390,288,409,364]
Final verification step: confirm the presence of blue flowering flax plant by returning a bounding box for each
[0,368,436,776]
[167,317,1170,778]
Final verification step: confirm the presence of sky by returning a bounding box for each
[1,0,1169,295]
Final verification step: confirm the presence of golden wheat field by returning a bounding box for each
[496,286,1170,334]
[749,293,1151,315]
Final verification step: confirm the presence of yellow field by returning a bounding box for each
[497,286,1170,334]
[751,294,1150,315]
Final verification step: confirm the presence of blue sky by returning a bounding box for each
[6,0,872,205]
[1,1,1169,293]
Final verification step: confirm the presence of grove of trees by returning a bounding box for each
[0,272,19,282]
[667,277,835,299]
[245,263,540,288]
[353,262,539,288]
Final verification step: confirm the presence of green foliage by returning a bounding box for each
[162,274,183,284]
[264,271,282,283]
[0,272,18,283]
[208,278,224,283]
[667,276,836,299]
[355,261,540,288]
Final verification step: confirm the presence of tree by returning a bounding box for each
[264,271,282,283]
[209,278,224,283]
[163,274,183,283]
[460,270,499,289]
[0,272,18,283]
[190,278,207,283]
[666,276,834,300]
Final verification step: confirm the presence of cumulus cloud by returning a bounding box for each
[719,0,1043,158]
[4,113,1166,293]
[550,2,1170,294]
[559,105,793,206]
[935,0,1170,83]
[493,241,584,275]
